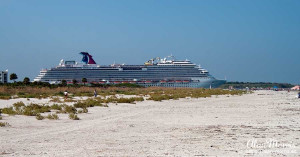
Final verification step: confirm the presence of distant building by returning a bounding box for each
[0,70,8,83]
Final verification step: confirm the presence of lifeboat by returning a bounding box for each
[175,80,182,83]
[114,81,121,84]
[145,81,152,83]
[160,80,167,83]
[183,80,189,83]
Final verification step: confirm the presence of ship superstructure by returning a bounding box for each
[34,52,226,88]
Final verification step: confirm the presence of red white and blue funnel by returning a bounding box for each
[80,52,96,64]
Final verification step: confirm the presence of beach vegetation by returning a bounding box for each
[0,93,11,100]
[64,98,76,102]
[115,97,144,103]
[69,113,80,120]
[0,122,10,127]
[59,104,77,114]
[13,101,25,109]
[36,113,44,120]
[2,107,17,115]
[22,103,51,116]
[74,98,103,108]
[1,102,51,116]
[82,108,88,113]
[50,97,62,103]
[46,113,59,120]
[78,108,88,114]
[50,104,62,110]
[98,96,144,104]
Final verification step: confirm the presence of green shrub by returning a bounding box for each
[2,107,17,115]
[0,116,2,120]
[50,97,62,103]
[74,101,89,108]
[47,113,59,120]
[0,93,11,100]
[13,101,25,109]
[147,94,172,101]
[85,98,103,106]
[22,107,37,116]
[24,103,51,115]
[2,103,52,116]
[0,96,10,100]
[62,105,77,114]
[50,104,62,110]
[0,122,10,127]
[77,108,88,114]
[74,98,103,108]
[134,97,144,102]
[102,97,144,103]
[116,98,133,103]
[82,108,88,113]
[36,113,44,120]
[69,113,80,120]
[13,101,26,114]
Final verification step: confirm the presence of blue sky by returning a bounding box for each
[0,0,300,84]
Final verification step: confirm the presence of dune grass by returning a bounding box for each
[0,92,11,100]
[69,113,80,120]
[46,113,59,120]
[57,104,77,114]
[2,107,17,115]
[96,96,144,104]
[74,98,103,108]
[50,104,62,110]
[0,122,10,127]
[0,87,246,121]
[146,88,245,101]
[36,113,44,120]
[50,97,62,103]
[0,86,246,100]
[2,102,50,116]
[1,102,76,116]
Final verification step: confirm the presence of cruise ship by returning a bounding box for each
[34,52,226,88]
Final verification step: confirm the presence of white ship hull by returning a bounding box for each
[34,53,226,88]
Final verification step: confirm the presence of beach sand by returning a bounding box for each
[0,90,299,156]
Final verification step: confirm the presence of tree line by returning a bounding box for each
[2,73,142,88]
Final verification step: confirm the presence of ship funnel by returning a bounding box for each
[80,52,96,64]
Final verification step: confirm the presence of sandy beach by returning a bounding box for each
[0,90,299,156]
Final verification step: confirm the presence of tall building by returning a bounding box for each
[0,70,8,83]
